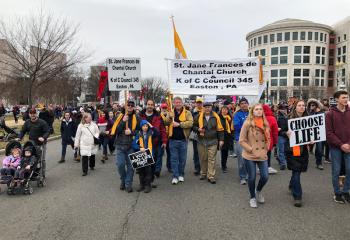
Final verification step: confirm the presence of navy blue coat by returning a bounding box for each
[60,119,77,144]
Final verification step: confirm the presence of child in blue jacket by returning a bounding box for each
[132,120,158,193]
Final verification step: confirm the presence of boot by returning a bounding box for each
[137,185,145,192]
[144,185,152,193]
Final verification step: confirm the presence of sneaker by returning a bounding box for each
[82,172,87,176]
[193,171,200,176]
[294,199,302,207]
[58,158,65,163]
[280,165,286,171]
[343,192,350,203]
[209,178,216,184]
[171,178,178,185]
[120,183,125,191]
[240,179,247,185]
[316,165,324,170]
[222,168,228,173]
[333,194,345,204]
[256,191,265,203]
[178,176,184,182]
[268,167,278,174]
[199,175,206,180]
[324,159,331,164]
[249,198,258,208]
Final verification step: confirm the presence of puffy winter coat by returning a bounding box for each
[2,155,21,169]
[74,122,99,156]
[285,141,309,172]
[263,105,278,151]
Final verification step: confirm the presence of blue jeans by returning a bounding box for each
[277,136,287,166]
[116,147,134,188]
[192,140,201,172]
[155,144,163,173]
[244,159,269,199]
[289,171,302,200]
[61,141,77,159]
[235,143,247,180]
[330,148,350,195]
[169,139,188,178]
[315,141,325,166]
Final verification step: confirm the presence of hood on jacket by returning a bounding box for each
[140,120,149,128]
[262,104,274,117]
[307,98,323,111]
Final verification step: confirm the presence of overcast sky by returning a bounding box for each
[0,0,349,79]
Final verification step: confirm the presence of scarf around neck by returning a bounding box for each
[198,111,224,132]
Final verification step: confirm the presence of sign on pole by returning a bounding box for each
[288,114,326,147]
[128,149,155,169]
[169,58,260,95]
[107,58,141,91]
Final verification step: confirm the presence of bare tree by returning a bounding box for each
[133,77,168,103]
[0,10,88,106]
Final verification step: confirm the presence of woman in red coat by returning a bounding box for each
[263,105,279,174]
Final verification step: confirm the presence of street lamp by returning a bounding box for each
[336,60,345,90]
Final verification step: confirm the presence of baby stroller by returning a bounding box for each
[0,140,22,191]
[7,141,46,195]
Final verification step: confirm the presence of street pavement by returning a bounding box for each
[0,139,349,240]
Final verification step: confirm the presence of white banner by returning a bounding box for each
[203,95,217,102]
[107,58,141,91]
[169,58,260,95]
[288,114,326,147]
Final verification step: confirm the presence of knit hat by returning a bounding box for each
[239,97,249,105]
[140,120,149,128]
[160,103,168,109]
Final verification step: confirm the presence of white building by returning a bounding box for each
[246,19,333,103]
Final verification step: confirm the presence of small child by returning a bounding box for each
[132,120,158,193]
[1,147,21,177]
[15,146,37,180]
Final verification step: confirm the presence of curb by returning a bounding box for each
[0,135,61,155]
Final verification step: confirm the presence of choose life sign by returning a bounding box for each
[169,58,260,95]
[288,114,326,147]
[107,58,141,91]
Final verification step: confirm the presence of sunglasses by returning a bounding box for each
[127,104,135,107]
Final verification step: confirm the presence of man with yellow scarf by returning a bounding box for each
[193,102,224,184]
[111,100,141,193]
[168,97,193,185]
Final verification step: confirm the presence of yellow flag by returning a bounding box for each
[172,17,187,59]
[259,57,264,85]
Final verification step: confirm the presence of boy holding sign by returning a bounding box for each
[132,120,158,193]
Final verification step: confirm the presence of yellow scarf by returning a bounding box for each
[168,108,187,137]
[222,114,233,133]
[199,111,224,132]
[110,113,137,135]
[139,133,153,152]
[161,113,169,136]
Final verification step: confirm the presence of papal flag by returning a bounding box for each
[172,17,187,59]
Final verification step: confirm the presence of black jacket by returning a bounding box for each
[20,119,50,145]
[60,118,77,144]
[285,141,309,172]
[277,111,288,138]
[115,113,141,150]
[219,115,233,151]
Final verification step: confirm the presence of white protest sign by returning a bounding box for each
[107,58,141,91]
[203,95,217,102]
[169,58,260,95]
[288,114,326,147]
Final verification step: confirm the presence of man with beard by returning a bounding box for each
[139,99,167,178]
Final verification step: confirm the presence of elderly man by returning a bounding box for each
[191,97,204,175]
[193,102,224,184]
[168,97,193,185]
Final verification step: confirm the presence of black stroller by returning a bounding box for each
[0,141,22,191]
[7,141,46,195]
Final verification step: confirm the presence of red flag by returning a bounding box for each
[97,71,108,100]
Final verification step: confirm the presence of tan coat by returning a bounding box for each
[239,121,270,161]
